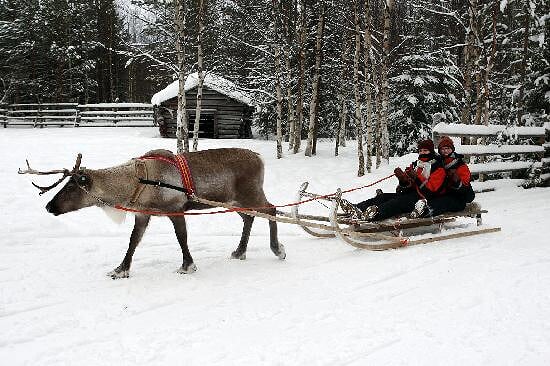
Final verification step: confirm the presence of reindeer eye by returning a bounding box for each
[77,175,89,185]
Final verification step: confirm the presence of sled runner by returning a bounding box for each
[282,182,501,250]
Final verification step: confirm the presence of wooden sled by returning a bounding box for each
[283,182,501,251]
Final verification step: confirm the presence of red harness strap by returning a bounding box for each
[139,154,195,197]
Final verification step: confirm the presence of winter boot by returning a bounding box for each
[363,205,379,221]
[339,199,364,219]
[410,199,431,219]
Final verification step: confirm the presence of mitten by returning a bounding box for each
[405,166,417,181]
[394,167,411,186]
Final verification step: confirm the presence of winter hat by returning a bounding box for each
[417,139,435,153]
[437,136,455,152]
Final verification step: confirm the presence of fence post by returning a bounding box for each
[0,103,7,128]
[75,105,81,127]
[113,103,118,126]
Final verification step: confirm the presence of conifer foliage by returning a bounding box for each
[1,0,547,161]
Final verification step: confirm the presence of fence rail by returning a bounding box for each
[1,103,155,128]
[433,122,550,188]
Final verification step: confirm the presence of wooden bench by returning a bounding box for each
[77,103,154,127]
[433,122,548,186]
[6,103,78,127]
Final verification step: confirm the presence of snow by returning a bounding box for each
[79,103,152,108]
[457,144,544,155]
[2,128,550,365]
[433,122,546,137]
[151,73,255,107]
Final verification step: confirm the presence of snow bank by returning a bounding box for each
[457,144,544,155]
[433,122,545,137]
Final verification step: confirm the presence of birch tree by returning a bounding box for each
[353,0,365,176]
[175,0,189,154]
[305,1,325,157]
[516,0,531,126]
[282,0,296,150]
[293,0,306,154]
[363,0,374,173]
[192,0,205,151]
[273,0,284,158]
[335,35,351,156]
[380,0,394,164]
[482,0,498,126]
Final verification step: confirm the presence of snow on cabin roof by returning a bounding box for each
[151,72,255,106]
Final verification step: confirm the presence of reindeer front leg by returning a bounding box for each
[108,214,151,279]
[170,216,197,274]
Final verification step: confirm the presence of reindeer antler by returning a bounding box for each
[18,154,83,195]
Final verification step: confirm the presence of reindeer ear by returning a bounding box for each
[101,206,126,225]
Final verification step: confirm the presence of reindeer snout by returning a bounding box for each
[46,201,59,216]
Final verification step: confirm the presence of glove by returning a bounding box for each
[394,168,411,186]
[405,166,417,181]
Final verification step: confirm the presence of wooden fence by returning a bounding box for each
[433,122,550,188]
[1,103,155,128]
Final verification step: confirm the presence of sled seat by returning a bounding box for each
[349,202,486,234]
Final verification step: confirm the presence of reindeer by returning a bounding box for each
[19,148,285,278]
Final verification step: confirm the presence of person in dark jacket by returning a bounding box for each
[342,139,446,221]
[411,136,476,218]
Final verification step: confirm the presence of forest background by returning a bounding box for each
[0,0,548,159]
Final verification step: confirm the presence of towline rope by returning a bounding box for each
[112,173,397,217]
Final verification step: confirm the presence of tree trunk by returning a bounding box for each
[380,0,394,164]
[517,0,530,126]
[461,2,475,126]
[353,0,365,176]
[371,49,382,169]
[305,1,325,157]
[284,46,295,149]
[192,0,205,152]
[293,0,306,154]
[363,0,373,173]
[482,1,498,126]
[337,35,351,153]
[282,2,295,150]
[273,0,284,159]
[175,0,189,154]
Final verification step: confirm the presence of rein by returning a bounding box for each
[74,153,397,217]
[112,173,397,217]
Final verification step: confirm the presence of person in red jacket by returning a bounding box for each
[342,139,446,221]
[410,136,476,218]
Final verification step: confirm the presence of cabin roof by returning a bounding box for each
[151,72,255,107]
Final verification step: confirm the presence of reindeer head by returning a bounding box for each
[19,154,99,215]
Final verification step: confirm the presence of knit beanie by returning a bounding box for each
[437,136,455,152]
[417,139,435,153]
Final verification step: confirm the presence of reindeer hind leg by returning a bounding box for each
[231,213,254,260]
[260,205,285,260]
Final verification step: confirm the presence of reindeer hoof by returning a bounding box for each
[107,268,129,279]
[177,263,197,274]
[231,251,246,260]
[273,244,286,260]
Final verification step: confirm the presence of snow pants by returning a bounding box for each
[427,188,475,216]
[426,194,467,217]
[356,191,419,221]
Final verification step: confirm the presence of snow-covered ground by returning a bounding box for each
[1,128,549,365]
